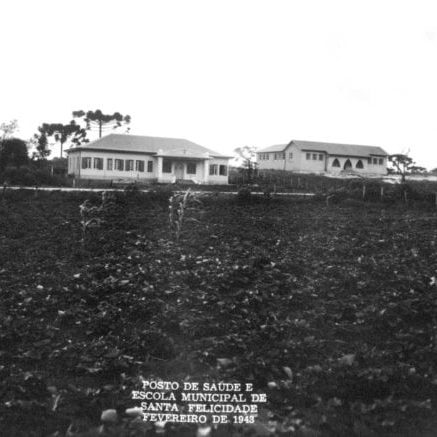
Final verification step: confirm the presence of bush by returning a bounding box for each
[236,187,252,204]
[0,166,68,187]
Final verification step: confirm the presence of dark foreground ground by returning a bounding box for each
[1,190,437,436]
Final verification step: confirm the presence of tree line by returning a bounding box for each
[0,110,131,169]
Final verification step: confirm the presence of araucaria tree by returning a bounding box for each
[0,119,19,140]
[388,154,425,183]
[234,146,258,183]
[35,121,88,158]
[72,109,131,138]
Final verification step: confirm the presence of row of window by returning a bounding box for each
[369,157,384,165]
[82,157,154,173]
[331,158,383,169]
[306,153,324,161]
[80,157,228,176]
[332,159,363,169]
[209,164,228,176]
[259,152,385,166]
[259,152,294,160]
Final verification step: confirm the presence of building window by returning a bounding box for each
[259,153,270,160]
[162,159,172,173]
[356,159,364,169]
[373,158,378,164]
[136,160,145,172]
[115,159,124,171]
[344,159,352,170]
[107,158,113,171]
[368,158,372,164]
[209,164,218,175]
[289,152,293,160]
[93,158,103,170]
[312,153,317,160]
[318,154,324,161]
[81,157,91,169]
[186,162,197,174]
[332,158,340,167]
[125,160,134,171]
[219,165,227,176]
[379,158,384,165]
[274,152,285,160]
[306,153,311,160]
[147,161,153,172]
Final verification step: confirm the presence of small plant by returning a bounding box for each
[168,188,200,242]
[1,181,7,205]
[79,192,114,247]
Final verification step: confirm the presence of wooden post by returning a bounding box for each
[404,189,408,204]
[380,186,384,201]
[362,183,366,200]
[434,192,437,209]
[297,176,301,188]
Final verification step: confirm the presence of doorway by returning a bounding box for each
[174,162,184,179]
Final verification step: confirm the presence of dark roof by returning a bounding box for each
[258,140,388,157]
[66,134,231,159]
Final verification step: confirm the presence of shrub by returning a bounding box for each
[236,187,252,204]
[0,165,68,186]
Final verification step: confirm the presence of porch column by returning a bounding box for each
[157,156,163,181]
[203,159,209,184]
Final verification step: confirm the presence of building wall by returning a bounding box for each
[68,150,157,180]
[293,148,326,173]
[257,146,387,176]
[68,151,230,184]
[207,158,230,184]
[326,155,387,175]
[257,151,288,170]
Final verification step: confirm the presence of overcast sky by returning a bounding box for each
[1,0,436,167]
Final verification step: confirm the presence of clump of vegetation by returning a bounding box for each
[79,191,117,247]
[236,186,252,203]
[168,188,200,242]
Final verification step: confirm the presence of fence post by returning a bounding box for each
[434,192,437,209]
[404,189,408,204]
[362,183,366,200]
[380,186,384,201]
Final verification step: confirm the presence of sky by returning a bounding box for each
[1,0,436,168]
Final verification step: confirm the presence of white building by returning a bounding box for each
[257,140,388,176]
[66,134,231,184]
